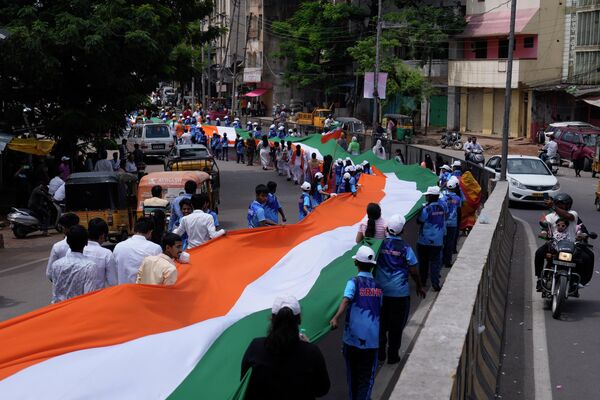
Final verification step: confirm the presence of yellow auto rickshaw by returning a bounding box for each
[65,172,138,241]
[384,113,414,142]
[137,170,218,215]
[592,134,600,178]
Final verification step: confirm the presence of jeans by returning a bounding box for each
[342,344,378,400]
[236,152,244,163]
[417,244,442,287]
[222,147,229,161]
[379,296,410,362]
[443,226,459,267]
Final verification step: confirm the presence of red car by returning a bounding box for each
[545,122,599,171]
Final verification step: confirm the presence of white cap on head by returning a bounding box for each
[61,156,70,161]
[216,117,220,121]
[355,164,363,171]
[447,176,459,189]
[387,214,406,235]
[272,295,301,316]
[343,172,351,180]
[234,117,240,121]
[362,160,369,165]
[452,160,462,167]
[278,126,284,130]
[253,122,258,126]
[224,115,229,119]
[288,128,293,133]
[301,181,311,191]
[315,172,324,179]
[441,164,451,171]
[345,157,352,162]
[352,245,377,264]
[345,165,355,172]
[336,158,343,163]
[425,186,441,196]
[270,124,275,129]
[352,136,357,141]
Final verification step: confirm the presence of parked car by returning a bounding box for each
[544,122,600,170]
[485,155,560,205]
[127,123,174,157]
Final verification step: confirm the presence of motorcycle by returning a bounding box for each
[7,202,62,239]
[467,148,485,166]
[540,227,597,319]
[440,131,463,150]
[538,149,559,175]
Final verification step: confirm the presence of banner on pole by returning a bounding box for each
[363,72,388,99]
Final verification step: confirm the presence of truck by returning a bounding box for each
[294,106,332,133]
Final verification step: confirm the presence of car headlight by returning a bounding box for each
[509,178,526,189]
[552,183,560,190]
[558,252,572,262]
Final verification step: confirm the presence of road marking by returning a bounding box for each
[0,258,48,275]
[514,216,553,400]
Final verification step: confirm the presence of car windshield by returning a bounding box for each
[507,159,550,175]
[145,125,170,138]
[582,134,597,146]
[179,147,209,159]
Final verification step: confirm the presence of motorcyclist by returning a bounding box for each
[540,133,558,162]
[463,137,473,160]
[28,182,54,236]
[535,193,578,291]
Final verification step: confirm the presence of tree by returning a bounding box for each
[270,1,367,102]
[0,0,219,145]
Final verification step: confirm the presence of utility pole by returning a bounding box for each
[191,43,195,109]
[500,0,517,181]
[230,0,241,117]
[372,0,383,132]
[201,21,206,106]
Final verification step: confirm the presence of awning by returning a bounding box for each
[457,8,538,38]
[7,138,55,156]
[0,133,13,154]
[243,88,268,97]
[584,97,600,108]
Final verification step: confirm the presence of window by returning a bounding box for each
[507,159,551,175]
[524,37,534,48]
[144,125,170,139]
[487,157,501,170]
[474,40,487,59]
[562,131,575,143]
[577,11,600,46]
[498,40,508,58]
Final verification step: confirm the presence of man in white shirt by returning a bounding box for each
[53,183,66,202]
[541,133,558,161]
[94,149,114,172]
[48,175,64,197]
[113,217,162,284]
[46,213,80,280]
[84,218,117,287]
[173,193,225,249]
[49,225,104,303]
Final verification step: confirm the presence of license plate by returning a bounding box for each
[152,144,165,149]
[531,192,543,198]
[554,260,575,267]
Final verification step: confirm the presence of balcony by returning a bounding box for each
[448,60,519,88]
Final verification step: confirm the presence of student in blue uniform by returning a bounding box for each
[330,245,382,400]
[442,178,463,269]
[268,124,277,138]
[298,182,313,221]
[438,164,452,188]
[246,120,253,131]
[417,186,447,291]
[224,116,231,127]
[265,181,287,224]
[451,160,463,178]
[334,159,344,189]
[233,117,241,129]
[354,164,363,183]
[215,117,221,126]
[311,172,330,205]
[337,172,357,196]
[362,161,372,175]
[221,133,229,161]
[235,135,245,164]
[248,184,279,228]
[375,214,427,364]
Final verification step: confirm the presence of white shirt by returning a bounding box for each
[53,183,66,202]
[545,210,579,242]
[470,143,483,152]
[94,159,114,172]
[49,252,103,303]
[48,176,64,196]
[47,238,70,280]
[83,241,117,287]
[125,161,137,173]
[113,235,162,284]
[543,140,558,157]
[173,210,225,249]
[463,142,473,152]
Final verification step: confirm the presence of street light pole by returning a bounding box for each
[372,0,383,132]
[500,0,517,181]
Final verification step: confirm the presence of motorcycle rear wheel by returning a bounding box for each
[551,275,568,319]
[440,141,447,149]
[453,141,463,150]
[13,226,28,239]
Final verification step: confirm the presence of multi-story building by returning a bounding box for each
[448,0,565,138]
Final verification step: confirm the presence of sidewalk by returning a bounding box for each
[413,133,540,157]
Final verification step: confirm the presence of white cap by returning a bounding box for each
[452,160,462,167]
[270,124,275,129]
[301,181,311,191]
[336,158,343,163]
[355,164,363,170]
[61,156,70,161]
[352,245,377,264]
[216,117,220,121]
[345,165,355,172]
[425,186,441,196]
[234,117,240,121]
[278,126,284,130]
[343,172,351,180]
[253,122,258,126]
[288,128,293,133]
[447,176,459,189]
[315,172,324,179]
[272,295,301,315]
[441,164,451,171]
[387,214,406,235]
[362,160,369,165]
[352,136,357,141]
[224,115,229,119]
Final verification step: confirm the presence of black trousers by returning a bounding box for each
[379,296,410,362]
[535,242,549,277]
[343,344,378,400]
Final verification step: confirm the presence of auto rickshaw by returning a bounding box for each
[592,136,600,178]
[65,172,138,242]
[384,113,414,142]
[137,170,219,215]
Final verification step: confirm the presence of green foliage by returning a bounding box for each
[271,1,367,96]
[0,0,219,142]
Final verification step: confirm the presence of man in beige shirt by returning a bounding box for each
[136,233,182,285]
[143,185,170,216]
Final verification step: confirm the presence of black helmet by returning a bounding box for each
[553,193,573,210]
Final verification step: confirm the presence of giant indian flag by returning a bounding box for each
[0,136,437,399]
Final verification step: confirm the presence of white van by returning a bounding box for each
[127,123,174,156]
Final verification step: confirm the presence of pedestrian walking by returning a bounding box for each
[241,296,331,400]
[442,179,463,269]
[571,142,585,177]
[248,184,279,228]
[173,194,225,249]
[375,215,426,364]
[298,182,313,221]
[330,245,382,400]
[235,135,245,164]
[222,133,229,161]
[416,186,447,291]
[83,218,117,287]
[46,213,81,280]
[355,203,387,243]
[290,145,305,184]
[246,138,256,166]
[113,217,162,284]
[136,233,182,286]
[48,225,104,303]
[259,135,271,170]
[347,136,360,156]
[265,181,287,224]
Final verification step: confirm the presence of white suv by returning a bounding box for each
[127,123,174,156]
